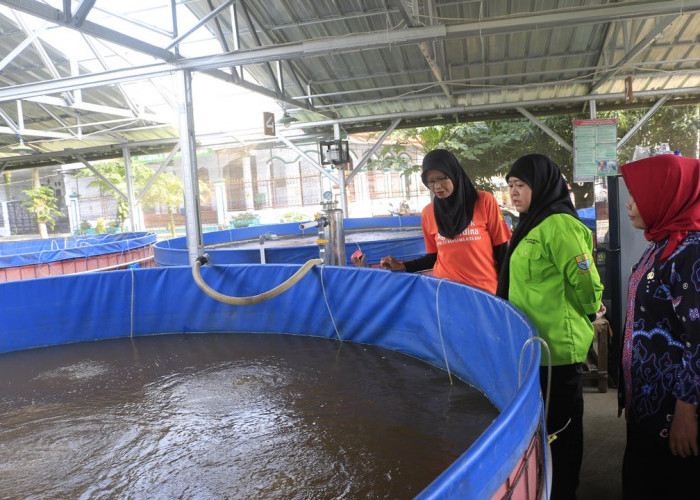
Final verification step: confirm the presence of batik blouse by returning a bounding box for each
[621,231,700,439]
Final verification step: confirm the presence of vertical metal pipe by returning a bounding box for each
[122,146,137,231]
[176,69,204,265]
[333,123,349,216]
[170,0,180,57]
[318,202,345,266]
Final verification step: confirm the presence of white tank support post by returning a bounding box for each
[0,201,9,237]
[213,179,227,228]
[176,69,204,265]
[242,155,255,210]
[68,194,79,235]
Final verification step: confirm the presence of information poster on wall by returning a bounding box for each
[573,118,618,182]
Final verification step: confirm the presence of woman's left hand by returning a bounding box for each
[669,399,698,457]
[595,302,607,321]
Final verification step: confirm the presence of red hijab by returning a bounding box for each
[620,155,700,263]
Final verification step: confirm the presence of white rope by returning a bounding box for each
[435,279,453,385]
[319,265,343,341]
[130,267,135,338]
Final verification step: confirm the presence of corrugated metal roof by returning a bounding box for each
[0,0,699,171]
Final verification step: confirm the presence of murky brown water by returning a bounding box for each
[208,228,423,250]
[0,333,497,499]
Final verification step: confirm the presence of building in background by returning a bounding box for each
[0,137,429,240]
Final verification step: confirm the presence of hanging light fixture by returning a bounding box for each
[10,138,34,155]
[277,112,298,128]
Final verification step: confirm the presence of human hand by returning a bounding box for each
[595,303,607,321]
[669,399,698,457]
[380,256,406,271]
[350,249,367,267]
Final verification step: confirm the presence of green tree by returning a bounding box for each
[76,160,210,238]
[21,184,63,238]
[141,171,186,238]
[76,160,152,231]
[391,104,699,207]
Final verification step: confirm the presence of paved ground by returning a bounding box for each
[578,383,625,500]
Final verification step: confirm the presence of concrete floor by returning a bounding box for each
[578,383,625,500]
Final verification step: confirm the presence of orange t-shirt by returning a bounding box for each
[421,191,511,293]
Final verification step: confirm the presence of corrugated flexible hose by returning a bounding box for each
[192,258,323,305]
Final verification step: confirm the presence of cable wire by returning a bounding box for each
[435,279,454,385]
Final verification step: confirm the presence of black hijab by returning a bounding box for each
[421,149,479,239]
[496,154,579,298]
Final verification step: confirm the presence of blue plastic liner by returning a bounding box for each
[577,207,596,232]
[0,264,541,499]
[154,216,425,266]
[0,232,156,268]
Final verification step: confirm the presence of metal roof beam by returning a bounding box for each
[166,0,235,50]
[0,21,49,72]
[237,0,283,97]
[277,134,338,185]
[81,34,141,118]
[0,109,19,134]
[0,0,177,62]
[25,95,169,123]
[516,107,572,153]
[346,118,401,184]
[0,137,179,164]
[135,143,180,204]
[203,67,329,118]
[1,0,700,103]
[589,16,678,95]
[92,5,173,38]
[0,126,72,139]
[71,0,96,28]
[302,65,700,109]
[75,154,128,201]
[285,85,700,130]
[617,96,669,149]
[386,0,454,103]
[13,12,66,92]
[62,0,71,23]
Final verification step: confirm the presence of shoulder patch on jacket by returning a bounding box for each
[575,253,590,272]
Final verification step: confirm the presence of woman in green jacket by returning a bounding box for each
[497,153,604,500]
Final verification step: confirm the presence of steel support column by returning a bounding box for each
[122,146,138,231]
[176,69,204,265]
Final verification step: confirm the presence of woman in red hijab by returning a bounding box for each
[619,154,700,499]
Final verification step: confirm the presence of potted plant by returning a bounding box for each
[230,212,260,228]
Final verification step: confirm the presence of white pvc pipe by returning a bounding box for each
[299,220,319,230]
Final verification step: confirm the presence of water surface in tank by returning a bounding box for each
[206,228,423,250]
[0,332,497,499]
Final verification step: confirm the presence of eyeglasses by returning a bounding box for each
[426,176,450,187]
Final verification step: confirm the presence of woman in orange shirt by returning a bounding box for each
[380,149,511,293]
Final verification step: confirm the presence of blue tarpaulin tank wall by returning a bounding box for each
[153,216,425,267]
[0,232,157,282]
[577,207,596,233]
[0,264,544,499]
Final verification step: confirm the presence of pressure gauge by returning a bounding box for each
[322,190,333,201]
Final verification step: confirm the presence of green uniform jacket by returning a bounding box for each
[508,213,603,366]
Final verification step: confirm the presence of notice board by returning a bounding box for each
[573,119,618,182]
